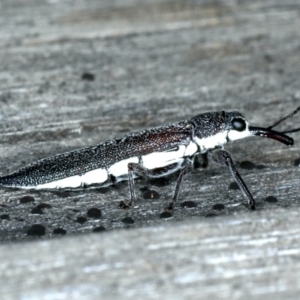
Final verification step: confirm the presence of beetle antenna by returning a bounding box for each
[268,106,300,130]
[281,127,300,134]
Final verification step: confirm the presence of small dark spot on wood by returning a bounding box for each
[76,216,87,224]
[212,203,225,211]
[27,224,46,236]
[143,190,160,200]
[229,182,239,190]
[72,209,80,213]
[20,196,35,204]
[93,226,106,232]
[265,196,278,203]
[36,203,52,210]
[264,53,274,63]
[31,207,43,214]
[31,203,51,214]
[205,213,217,217]
[81,72,95,81]
[87,207,101,219]
[160,211,173,219]
[0,204,7,210]
[122,217,135,224]
[294,158,300,166]
[240,161,255,170]
[181,201,197,208]
[0,214,10,220]
[53,228,67,235]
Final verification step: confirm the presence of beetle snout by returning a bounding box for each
[249,126,294,146]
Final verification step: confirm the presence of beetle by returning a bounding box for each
[0,107,299,211]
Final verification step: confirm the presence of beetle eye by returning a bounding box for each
[232,118,246,131]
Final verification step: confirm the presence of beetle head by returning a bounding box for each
[191,108,300,149]
[226,108,300,146]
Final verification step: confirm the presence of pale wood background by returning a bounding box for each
[0,0,300,299]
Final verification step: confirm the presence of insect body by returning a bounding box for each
[0,108,299,211]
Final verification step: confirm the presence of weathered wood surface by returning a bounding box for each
[0,0,300,299]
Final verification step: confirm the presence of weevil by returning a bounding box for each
[0,107,299,211]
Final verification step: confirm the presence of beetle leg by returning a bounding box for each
[120,162,182,209]
[165,158,194,212]
[210,149,255,210]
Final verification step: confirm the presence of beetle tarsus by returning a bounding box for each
[119,200,132,210]
[165,202,174,212]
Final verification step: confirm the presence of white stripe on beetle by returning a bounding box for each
[142,143,197,170]
[35,168,108,189]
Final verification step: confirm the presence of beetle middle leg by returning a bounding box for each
[210,149,256,210]
[120,162,184,209]
[120,158,193,211]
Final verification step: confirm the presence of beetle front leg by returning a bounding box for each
[210,149,255,210]
[165,165,192,212]
[161,157,195,212]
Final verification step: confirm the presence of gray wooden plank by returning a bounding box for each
[1,210,300,300]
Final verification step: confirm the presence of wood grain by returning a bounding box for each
[0,0,300,299]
